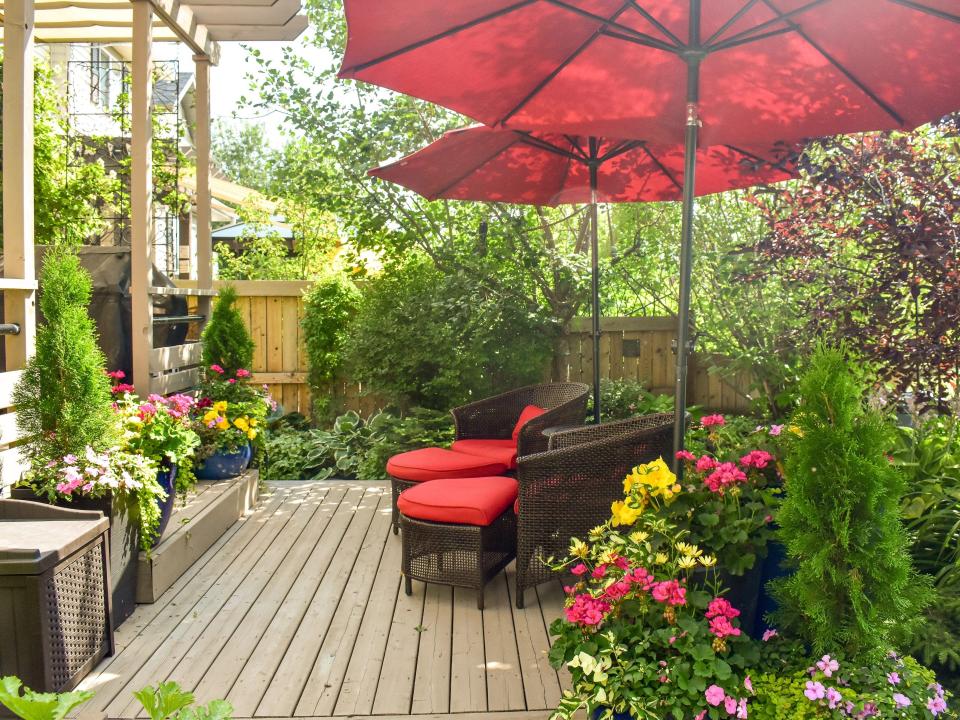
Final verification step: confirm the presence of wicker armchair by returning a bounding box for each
[450,382,590,457]
[513,413,675,608]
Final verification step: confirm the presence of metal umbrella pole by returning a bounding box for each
[588,138,602,424]
[672,0,702,476]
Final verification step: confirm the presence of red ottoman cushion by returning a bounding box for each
[386,447,508,483]
[398,476,519,526]
[450,439,518,469]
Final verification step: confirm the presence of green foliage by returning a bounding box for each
[747,672,824,720]
[345,256,555,411]
[201,286,255,377]
[301,274,360,418]
[0,677,93,720]
[134,681,232,720]
[771,345,932,660]
[0,59,114,247]
[263,408,454,482]
[587,379,674,422]
[13,248,116,474]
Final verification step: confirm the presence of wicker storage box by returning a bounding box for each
[0,499,114,698]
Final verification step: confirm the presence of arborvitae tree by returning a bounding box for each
[13,248,116,467]
[200,285,254,376]
[771,345,931,659]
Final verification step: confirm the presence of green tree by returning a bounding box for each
[13,248,116,473]
[201,285,255,375]
[771,345,932,659]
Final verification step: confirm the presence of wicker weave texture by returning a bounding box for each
[401,509,516,610]
[514,413,675,607]
[42,537,110,690]
[451,382,590,456]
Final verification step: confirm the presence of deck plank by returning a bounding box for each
[410,583,453,715]
[107,484,317,718]
[77,481,568,720]
[293,492,394,717]
[189,484,348,703]
[254,485,384,717]
[449,586,486,713]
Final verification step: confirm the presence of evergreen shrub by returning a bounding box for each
[201,285,254,377]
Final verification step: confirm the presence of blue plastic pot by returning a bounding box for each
[196,443,252,480]
[153,463,179,546]
[592,709,633,720]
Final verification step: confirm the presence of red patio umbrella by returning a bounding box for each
[369,125,798,422]
[339,0,960,457]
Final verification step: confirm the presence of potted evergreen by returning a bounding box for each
[194,286,269,478]
[10,248,165,624]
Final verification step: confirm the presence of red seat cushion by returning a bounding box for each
[398,476,519,526]
[512,404,546,441]
[450,439,518,469]
[386,447,507,483]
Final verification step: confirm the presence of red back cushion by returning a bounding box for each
[512,404,546,442]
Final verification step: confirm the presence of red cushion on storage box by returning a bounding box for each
[512,404,546,441]
[398,476,519,526]
[386,447,508,483]
[450,439,518,469]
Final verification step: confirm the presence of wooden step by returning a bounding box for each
[136,470,260,603]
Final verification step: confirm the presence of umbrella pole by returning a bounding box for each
[673,2,702,475]
[589,140,601,424]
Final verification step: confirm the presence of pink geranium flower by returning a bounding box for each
[695,455,718,473]
[739,450,774,469]
[236,368,251,378]
[704,462,748,493]
[701,414,725,428]
[675,450,695,462]
[651,580,686,606]
[705,685,726,707]
[708,616,741,639]
[570,563,588,576]
[210,364,225,374]
[106,369,125,380]
[564,594,610,627]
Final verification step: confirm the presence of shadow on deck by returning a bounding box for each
[77,481,568,720]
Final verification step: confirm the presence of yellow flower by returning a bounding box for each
[213,400,228,413]
[234,416,250,432]
[629,531,649,544]
[610,500,641,527]
[677,555,697,569]
[789,424,804,437]
[217,418,229,430]
[588,525,607,540]
[699,555,717,568]
[654,552,668,565]
[247,429,257,440]
[675,542,702,558]
[249,417,258,426]
[569,538,589,558]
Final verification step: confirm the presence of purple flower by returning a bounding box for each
[804,681,826,701]
[892,693,911,709]
[769,424,784,436]
[826,687,842,709]
[928,695,948,715]
[887,672,900,685]
[761,628,777,642]
[816,655,839,677]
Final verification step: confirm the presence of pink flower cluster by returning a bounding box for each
[564,594,610,627]
[701,414,726,428]
[107,369,135,395]
[928,683,949,716]
[739,450,774,470]
[706,597,741,639]
[53,446,138,495]
[704,685,748,718]
[703,462,748,494]
[651,579,686,606]
[210,364,225,374]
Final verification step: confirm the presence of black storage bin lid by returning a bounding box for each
[0,499,110,575]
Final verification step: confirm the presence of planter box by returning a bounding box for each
[10,487,140,627]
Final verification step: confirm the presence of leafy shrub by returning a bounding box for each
[771,345,932,660]
[14,248,116,470]
[301,274,360,418]
[134,681,232,720]
[263,408,454,481]
[344,256,555,411]
[201,286,254,377]
[586,378,674,422]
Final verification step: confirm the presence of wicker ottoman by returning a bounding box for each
[398,476,518,610]
[386,447,508,534]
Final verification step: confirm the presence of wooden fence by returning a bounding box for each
[181,280,755,417]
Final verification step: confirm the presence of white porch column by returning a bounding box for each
[193,54,213,319]
[130,0,154,396]
[2,0,37,368]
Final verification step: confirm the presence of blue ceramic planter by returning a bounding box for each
[153,463,179,546]
[196,444,252,480]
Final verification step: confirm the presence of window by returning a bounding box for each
[89,46,112,109]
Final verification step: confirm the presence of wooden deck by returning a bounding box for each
[77,481,568,720]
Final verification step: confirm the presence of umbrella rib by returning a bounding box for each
[708,25,796,52]
[564,135,591,161]
[756,0,905,127]
[545,0,680,45]
[639,145,683,191]
[702,0,762,47]
[598,27,681,53]
[627,1,684,46]
[705,0,827,50]
[599,139,645,163]
[884,0,960,24]
[724,143,795,172]
[498,1,640,127]
[515,132,584,162]
[342,0,536,74]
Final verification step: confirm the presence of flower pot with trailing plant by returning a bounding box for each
[193,365,271,480]
[111,380,200,545]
